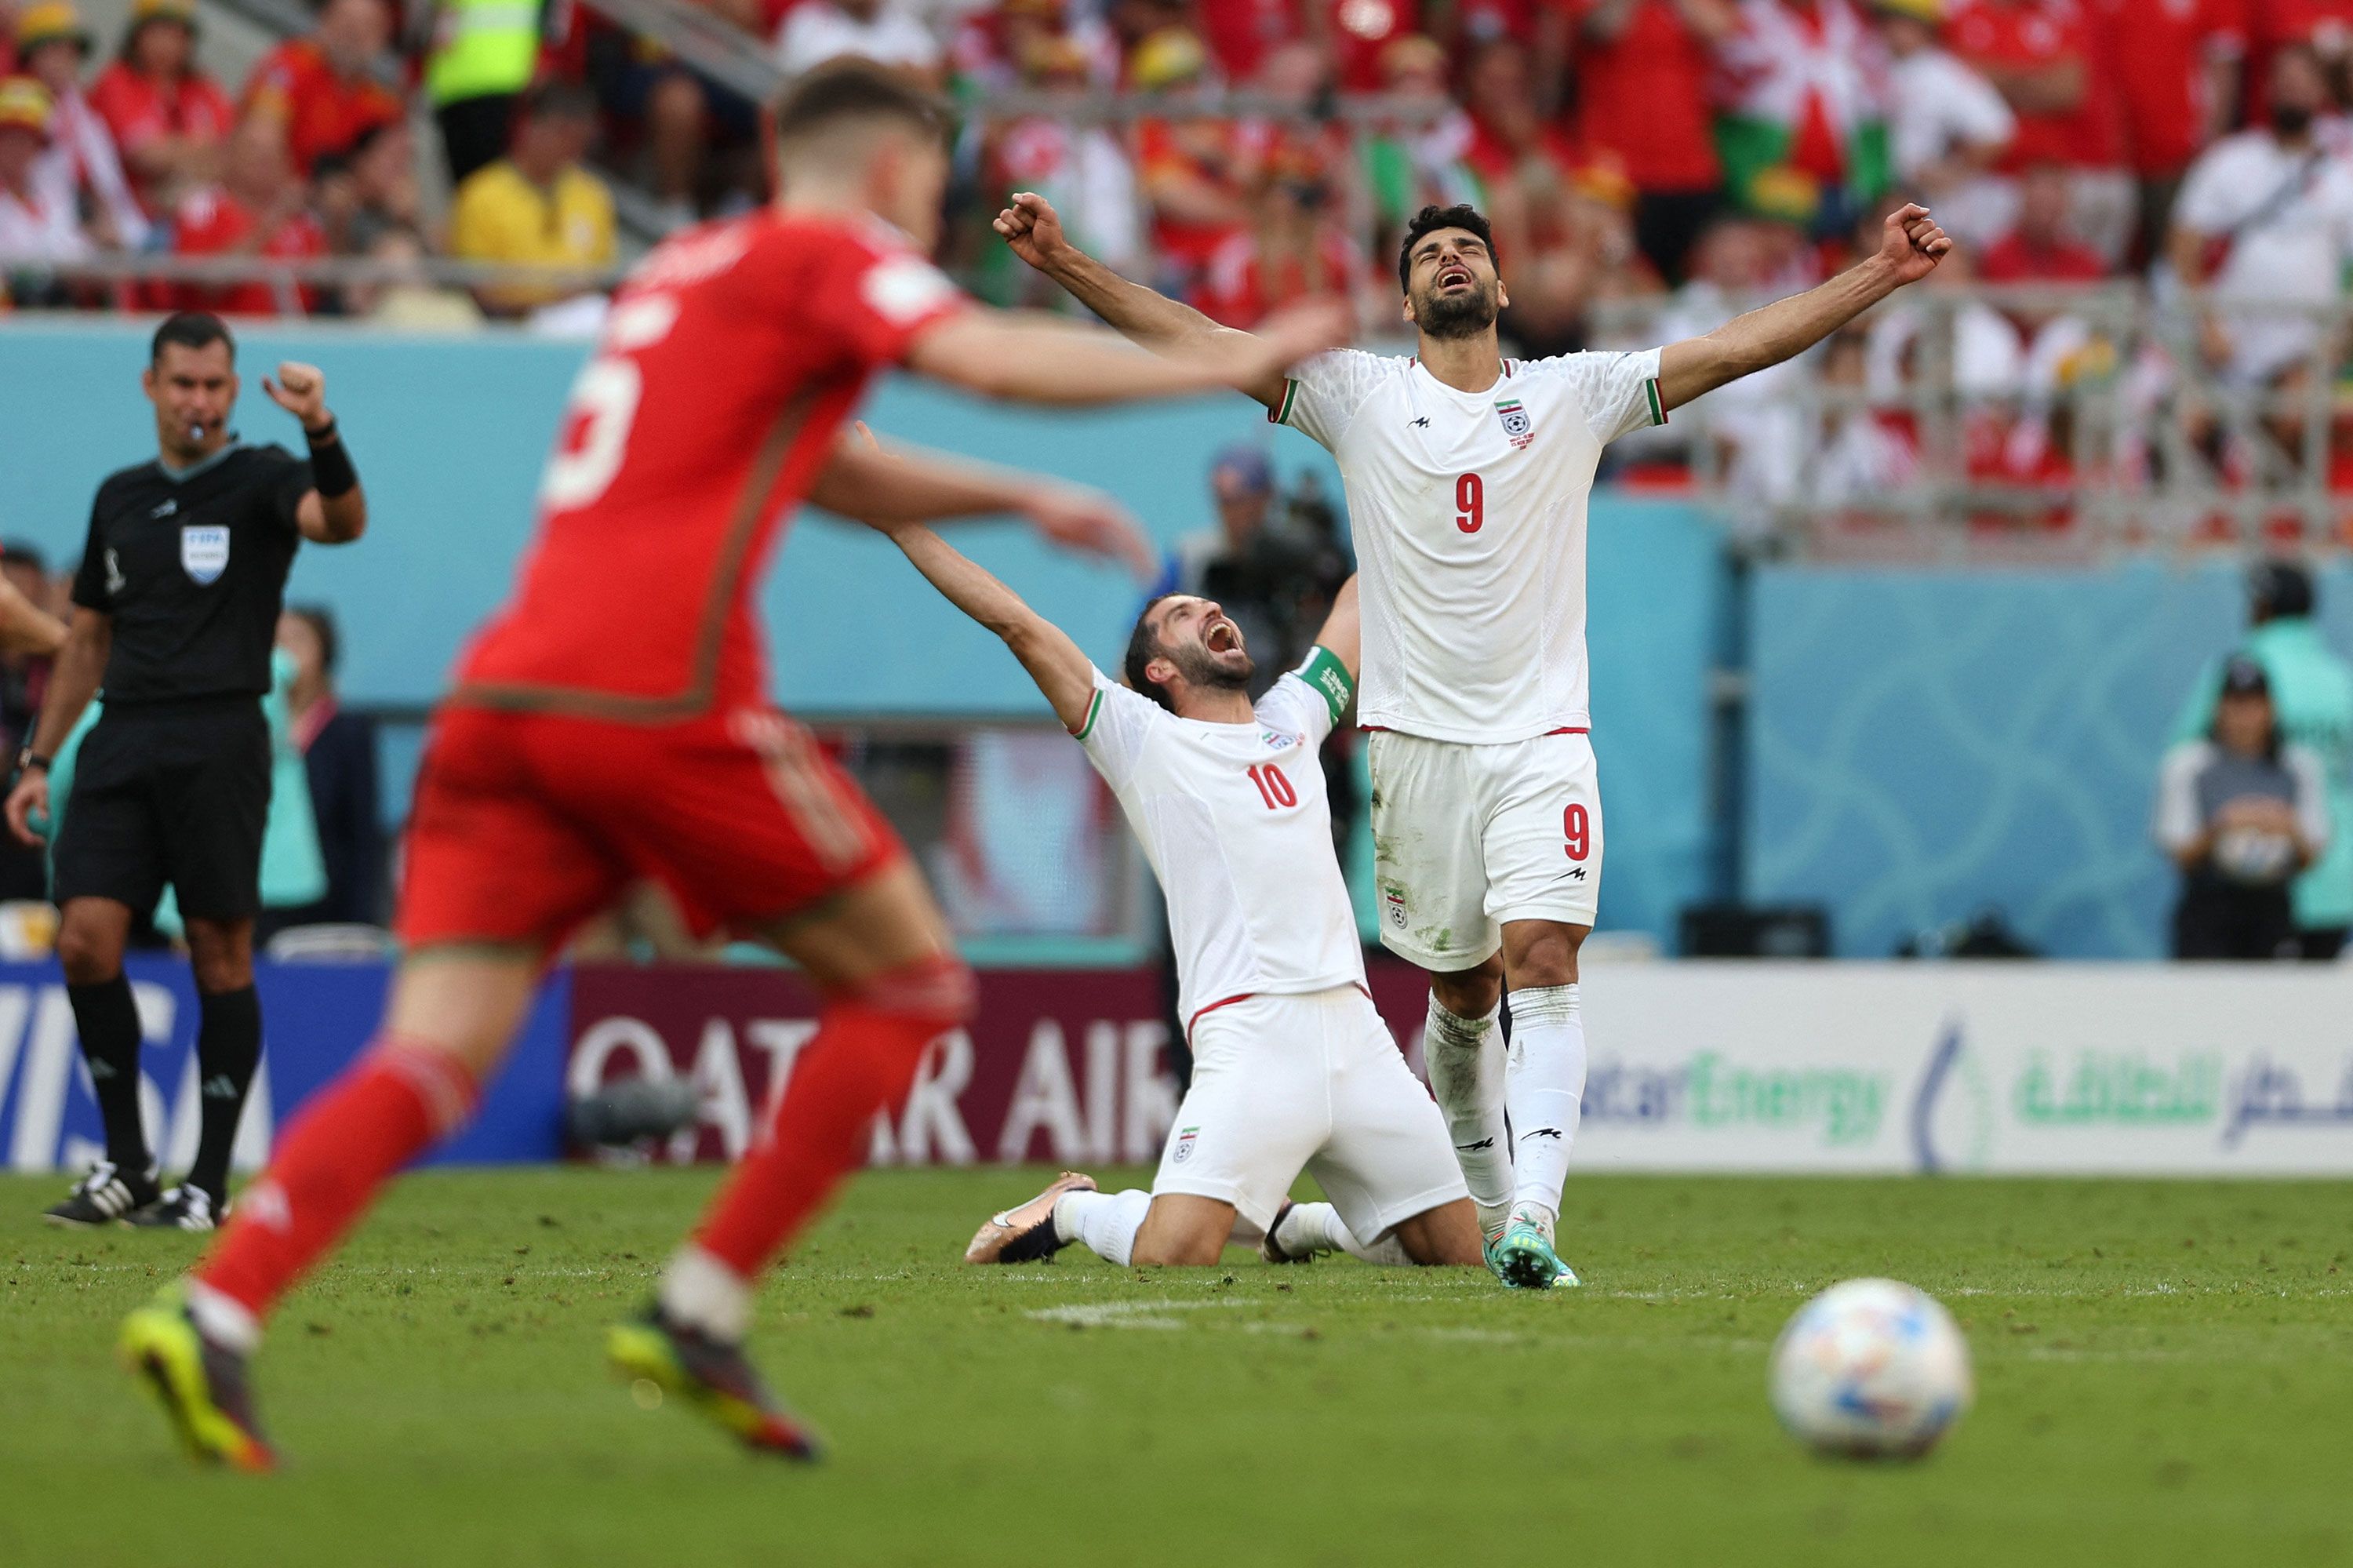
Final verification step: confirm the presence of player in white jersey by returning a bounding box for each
[879,522,1481,1270]
[995,191,1955,1287]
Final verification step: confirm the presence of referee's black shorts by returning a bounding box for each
[52,698,271,922]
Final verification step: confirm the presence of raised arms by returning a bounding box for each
[882,523,1097,733]
[267,362,368,545]
[1656,204,1952,413]
[990,192,1292,413]
[907,289,1336,412]
[1311,575,1362,683]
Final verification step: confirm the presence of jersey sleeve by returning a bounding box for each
[71,490,111,613]
[1071,665,1162,789]
[824,237,969,369]
[1256,645,1353,748]
[257,446,311,533]
[1271,349,1394,451]
[1546,347,1668,443]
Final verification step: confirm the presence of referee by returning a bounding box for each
[5,312,369,1231]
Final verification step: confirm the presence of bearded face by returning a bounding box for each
[1404,227,1504,339]
[1146,597,1253,700]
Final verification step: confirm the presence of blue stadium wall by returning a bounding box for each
[9,322,2347,958]
[1746,562,2353,959]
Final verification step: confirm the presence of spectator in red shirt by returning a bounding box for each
[1195,141,1366,326]
[1329,0,1419,87]
[88,0,232,220]
[2086,0,2243,264]
[1947,0,2133,261]
[1131,28,1255,294]
[1557,0,1734,281]
[2245,0,2351,122]
[1980,158,2108,279]
[170,116,327,315]
[1433,0,1547,49]
[1195,0,1304,80]
[239,0,402,176]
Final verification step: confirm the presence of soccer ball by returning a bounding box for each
[1769,1278,1973,1458]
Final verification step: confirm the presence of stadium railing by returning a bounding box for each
[1587,286,2353,560]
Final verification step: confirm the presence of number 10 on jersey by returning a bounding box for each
[1247,763,1297,809]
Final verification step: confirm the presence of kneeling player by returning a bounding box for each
[881,522,1481,1269]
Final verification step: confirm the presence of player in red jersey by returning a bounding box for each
[117,61,1342,1473]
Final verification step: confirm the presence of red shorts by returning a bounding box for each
[397,703,904,951]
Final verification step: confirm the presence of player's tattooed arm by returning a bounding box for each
[882,523,1098,733]
[1655,203,1951,413]
[989,191,1295,414]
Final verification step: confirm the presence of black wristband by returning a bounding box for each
[307,420,358,499]
[14,747,48,775]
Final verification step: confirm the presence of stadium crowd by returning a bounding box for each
[5,0,2353,537]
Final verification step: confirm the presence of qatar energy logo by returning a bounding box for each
[1586,1051,1889,1150]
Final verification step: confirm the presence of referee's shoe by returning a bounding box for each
[130,1185,223,1231]
[43,1160,163,1227]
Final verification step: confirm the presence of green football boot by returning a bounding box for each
[1486,1219,1580,1290]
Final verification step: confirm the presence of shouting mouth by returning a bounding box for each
[1205,619,1242,655]
[1438,264,1474,291]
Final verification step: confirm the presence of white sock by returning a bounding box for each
[184,1278,260,1354]
[1422,995,1513,1237]
[658,1243,752,1342]
[1278,1202,1413,1265]
[1504,984,1586,1242]
[1053,1188,1150,1266]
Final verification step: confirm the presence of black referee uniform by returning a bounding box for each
[25,314,365,1233]
[55,443,308,919]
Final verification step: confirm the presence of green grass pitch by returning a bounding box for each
[2,1167,2348,1568]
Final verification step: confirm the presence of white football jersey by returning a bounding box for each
[1074,653,1363,1030]
[1275,347,1666,743]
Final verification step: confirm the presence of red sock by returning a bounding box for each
[693,956,973,1279]
[195,1038,480,1320]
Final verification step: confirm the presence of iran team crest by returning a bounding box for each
[1495,398,1534,449]
[180,525,230,585]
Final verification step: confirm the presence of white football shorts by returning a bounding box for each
[1152,986,1467,1242]
[1366,728,1602,970]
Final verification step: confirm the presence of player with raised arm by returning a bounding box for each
[878,515,1481,1271]
[995,189,1951,1289]
[116,60,1343,1473]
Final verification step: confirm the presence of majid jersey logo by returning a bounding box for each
[1495,398,1534,449]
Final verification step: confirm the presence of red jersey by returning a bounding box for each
[2088,0,2242,174]
[239,40,404,175]
[169,184,328,315]
[1198,0,1306,78]
[2247,0,2352,117]
[1195,222,1364,326]
[1567,0,1722,191]
[1135,118,1254,279]
[1948,0,2122,168]
[1979,228,2109,279]
[89,63,235,213]
[454,213,968,714]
